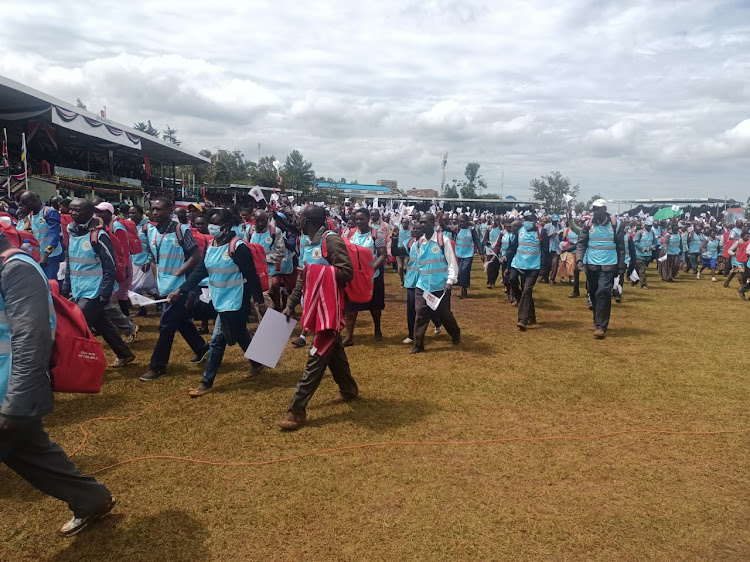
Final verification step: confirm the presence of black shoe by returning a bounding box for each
[517,321,527,331]
[452,333,461,346]
[738,288,746,300]
[569,292,580,298]
[134,307,148,318]
[139,368,166,381]
[291,336,307,348]
[410,345,424,354]
[189,346,210,364]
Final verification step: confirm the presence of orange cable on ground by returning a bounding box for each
[65,392,749,476]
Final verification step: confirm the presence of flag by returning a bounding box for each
[20,133,26,163]
[249,186,266,202]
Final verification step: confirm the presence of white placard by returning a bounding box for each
[629,269,639,283]
[127,291,167,306]
[244,309,298,368]
[199,287,211,304]
[423,290,445,311]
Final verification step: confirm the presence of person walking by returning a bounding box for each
[246,209,285,309]
[279,205,359,430]
[17,191,64,279]
[0,231,115,536]
[140,197,208,381]
[63,199,135,366]
[411,212,461,353]
[454,213,482,298]
[699,228,719,281]
[634,219,656,289]
[576,199,625,339]
[507,212,547,331]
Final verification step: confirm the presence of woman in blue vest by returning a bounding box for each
[454,214,482,298]
[575,199,625,339]
[659,222,683,282]
[484,216,504,289]
[140,197,209,382]
[395,217,412,287]
[342,208,387,346]
[699,228,719,281]
[168,209,267,397]
[507,212,548,331]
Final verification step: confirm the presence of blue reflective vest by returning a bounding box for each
[500,230,512,258]
[398,227,412,251]
[511,226,541,270]
[404,239,419,289]
[250,227,278,277]
[653,226,662,247]
[0,251,56,403]
[349,228,380,279]
[488,227,502,248]
[24,206,62,258]
[132,218,151,266]
[634,229,655,259]
[455,228,475,259]
[416,237,449,293]
[205,238,245,312]
[148,223,190,296]
[68,230,105,300]
[301,234,330,268]
[277,233,295,275]
[583,220,618,266]
[478,223,489,240]
[688,232,704,253]
[441,228,454,242]
[666,233,682,255]
[703,238,719,259]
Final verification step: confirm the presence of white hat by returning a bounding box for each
[591,198,607,208]
[94,202,115,215]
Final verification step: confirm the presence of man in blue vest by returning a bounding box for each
[484,215,503,289]
[140,197,208,381]
[18,191,64,279]
[540,214,561,284]
[411,212,461,353]
[507,212,548,331]
[576,199,625,339]
[280,205,358,430]
[63,199,135,366]
[0,231,115,536]
[454,214,482,298]
[168,208,267,397]
[633,218,656,289]
[395,216,412,287]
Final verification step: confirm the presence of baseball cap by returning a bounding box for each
[94,202,115,215]
[592,199,607,208]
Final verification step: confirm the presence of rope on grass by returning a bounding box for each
[65,391,749,477]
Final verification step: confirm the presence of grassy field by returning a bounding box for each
[1,261,749,561]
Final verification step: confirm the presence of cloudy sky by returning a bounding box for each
[3,0,750,201]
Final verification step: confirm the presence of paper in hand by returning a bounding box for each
[244,309,297,368]
[423,290,445,311]
[128,291,167,306]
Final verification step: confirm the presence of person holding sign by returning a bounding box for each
[279,205,359,431]
[411,212,461,354]
[168,209,267,397]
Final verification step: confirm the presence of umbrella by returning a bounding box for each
[653,206,682,221]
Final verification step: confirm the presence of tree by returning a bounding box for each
[76,98,87,110]
[162,125,181,146]
[280,150,316,195]
[529,171,580,211]
[248,155,279,187]
[442,180,459,198]
[134,120,160,138]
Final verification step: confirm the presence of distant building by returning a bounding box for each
[406,188,439,198]
[315,181,393,199]
[376,179,399,193]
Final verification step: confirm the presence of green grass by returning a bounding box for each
[1,262,749,561]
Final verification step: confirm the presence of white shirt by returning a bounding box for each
[419,230,458,285]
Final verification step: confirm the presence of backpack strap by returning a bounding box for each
[0,247,23,265]
[371,227,378,242]
[175,223,185,245]
[227,236,241,257]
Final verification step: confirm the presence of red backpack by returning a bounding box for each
[103,224,128,284]
[324,229,376,303]
[0,222,41,262]
[48,279,107,393]
[114,218,143,255]
[242,241,271,292]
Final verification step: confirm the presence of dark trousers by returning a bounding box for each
[509,268,538,323]
[150,291,206,370]
[586,266,617,331]
[572,268,581,295]
[406,287,440,339]
[288,334,358,414]
[487,258,501,285]
[635,259,650,287]
[0,419,111,518]
[413,288,460,347]
[548,253,560,283]
[78,298,131,360]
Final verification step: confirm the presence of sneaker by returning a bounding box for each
[410,345,424,354]
[738,288,746,300]
[291,336,307,348]
[124,323,139,344]
[188,383,213,398]
[641,285,648,290]
[112,354,136,368]
[278,411,307,431]
[696,272,700,279]
[517,321,527,331]
[434,326,443,335]
[712,277,717,282]
[189,346,210,364]
[402,337,414,344]
[139,368,166,382]
[58,497,116,537]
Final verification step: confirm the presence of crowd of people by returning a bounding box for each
[0,190,747,536]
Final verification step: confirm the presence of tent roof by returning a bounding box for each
[0,75,209,166]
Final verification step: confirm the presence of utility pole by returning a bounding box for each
[440,152,448,195]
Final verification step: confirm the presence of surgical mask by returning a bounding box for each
[523,221,534,229]
[208,224,222,238]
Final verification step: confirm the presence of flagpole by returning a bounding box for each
[3,128,9,198]
[22,132,28,191]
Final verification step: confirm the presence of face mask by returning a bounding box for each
[523,221,534,229]
[208,224,222,238]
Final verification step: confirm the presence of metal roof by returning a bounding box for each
[0,75,209,166]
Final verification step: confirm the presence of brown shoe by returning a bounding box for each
[331,392,359,404]
[188,383,213,398]
[278,411,307,431]
[517,321,527,331]
[594,328,606,339]
[243,364,265,379]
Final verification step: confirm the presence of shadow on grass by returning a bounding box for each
[45,393,128,428]
[49,509,210,562]
[211,368,302,394]
[308,396,437,432]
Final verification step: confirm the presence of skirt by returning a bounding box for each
[457,257,473,287]
[347,267,385,312]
